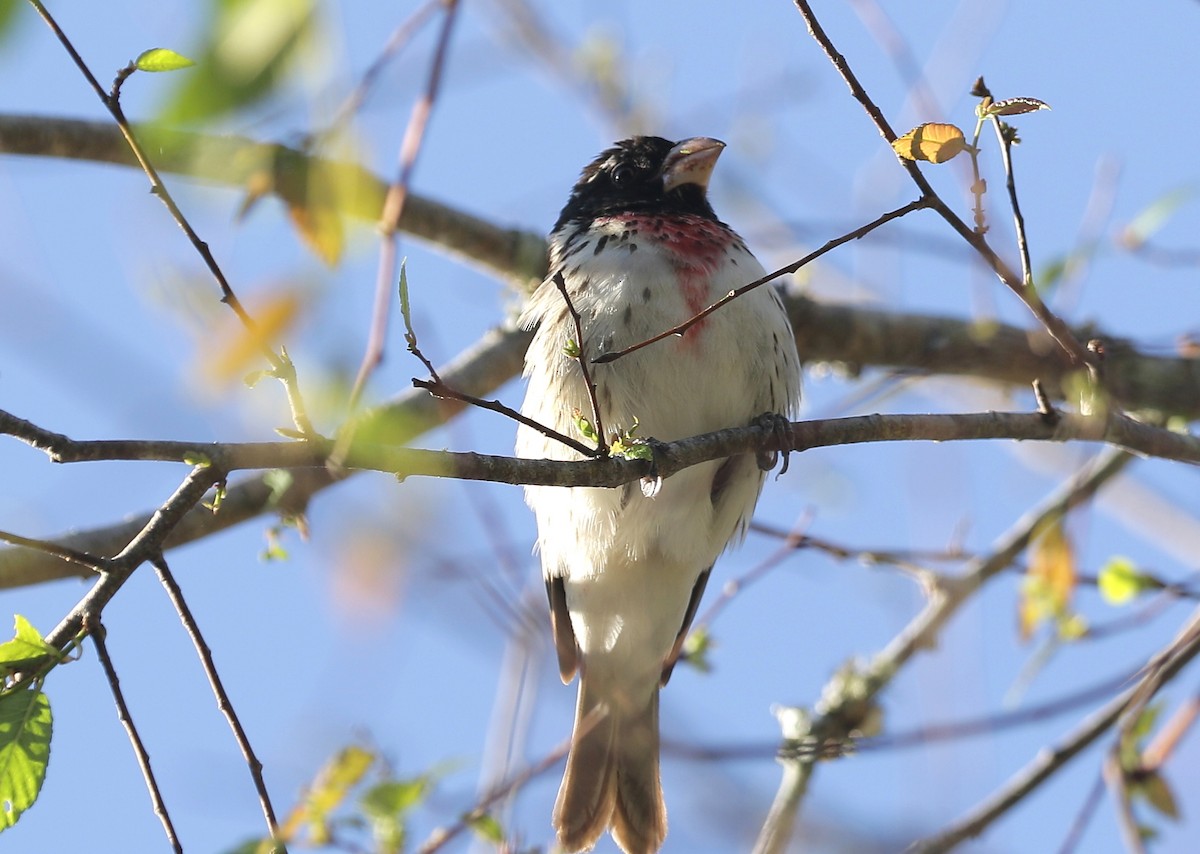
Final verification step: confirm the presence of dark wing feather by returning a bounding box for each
[546,575,579,683]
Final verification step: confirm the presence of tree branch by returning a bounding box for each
[6,404,1199,592]
[2,113,1198,416]
[754,448,1133,853]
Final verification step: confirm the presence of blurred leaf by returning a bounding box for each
[1019,520,1076,641]
[360,778,427,819]
[986,97,1051,117]
[203,290,303,387]
[135,48,197,72]
[159,0,318,124]
[1120,187,1197,249]
[892,123,969,164]
[359,777,428,853]
[1063,368,1107,418]
[0,0,22,43]
[1035,256,1068,294]
[1131,702,1163,743]
[0,688,52,830]
[282,156,346,266]
[1137,770,1180,821]
[468,812,504,844]
[260,525,291,562]
[1098,556,1150,605]
[281,745,376,844]
[262,469,294,506]
[1057,612,1088,641]
[680,626,713,673]
[220,838,279,854]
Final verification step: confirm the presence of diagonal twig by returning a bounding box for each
[346,0,462,413]
[87,615,183,853]
[23,0,316,437]
[789,0,1099,374]
[753,448,1133,854]
[594,197,929,364]
[151,556,285,851]
[553,271,608,454]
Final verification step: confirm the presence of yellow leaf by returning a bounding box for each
[285,200,344,266]
[203,290,303,386]
[892,123,969,164]
[281,745,376,843]
[1019,520,1076,641]
[1098,556,1147,605]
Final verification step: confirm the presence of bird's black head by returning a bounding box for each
[552,136,724,232]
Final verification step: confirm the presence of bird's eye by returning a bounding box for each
[611,163,636,187]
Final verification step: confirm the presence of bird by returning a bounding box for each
[516,136,801,853]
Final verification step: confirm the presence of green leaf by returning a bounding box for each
[1138,770,1180,821]
[220,838,278,854]
[135,48,197,72]
[0,1,22,44]
[0,689,52,829]
[1098,556,1150,605]
[360,778,427,819]
[303,745,374,830]
[1132,703,1162,741]
[158,0,319,124]
[183,451,212,467]
[468,812,504,844]
[680,626,713,673]
[262,469,294,505]
[573,410,598,443]
[0,617,56,672]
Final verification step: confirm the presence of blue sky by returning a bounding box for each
[3,1,1200,852]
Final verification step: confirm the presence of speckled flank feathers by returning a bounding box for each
[517,136,801,853]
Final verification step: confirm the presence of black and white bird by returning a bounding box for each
[516,136,801,853]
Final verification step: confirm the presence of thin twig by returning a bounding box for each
[1141,686,1200,770]
[409,379,596,456]
[9,407,1200,490]
[553,271,607,454]
[43,465,224,649]
[0,528,104,572]
[24,0,316,438]
[789,0,1098,373]
[151,556,285,851]
[1057,774,1106,854]
[417,738,570,853]
[594,197,929,363]
[865,667,1140,752]
[347,0,461,412]
[991,116,1035,290]
[754,449,1132,854]
[393,265,593,458]
[692,512,821,638]
[1104,751,1146,854]
[909,608,1200,852]
[316,0,443,138]
[87,616,184,853]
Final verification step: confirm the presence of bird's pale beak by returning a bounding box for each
[660,137,726,193]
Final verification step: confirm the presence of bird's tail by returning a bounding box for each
[553,676,665,854]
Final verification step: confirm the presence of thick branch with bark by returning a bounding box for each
[2,114,1198,417]
[4,400,1199,590]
